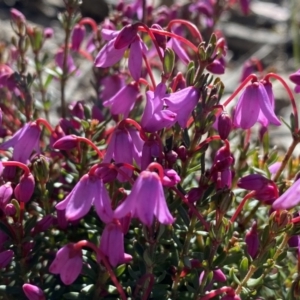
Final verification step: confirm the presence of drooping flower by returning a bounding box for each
[55,49,78,75]
[14,173,35,203]
[49,243,82,285]
[22,284,45,300]
[99,221,132,267]
[164,86,200,128]
[103,82,139,118]
[0,122,41,163]
[104,125,144,181]
[95,25,148,81]
[141,83,176,132]
[272,179,300,210]
[115,169,174,226]
[233,81,281,129]
[56,173,113,222]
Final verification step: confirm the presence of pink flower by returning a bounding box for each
[272,179,300,210]
[0,122,41,163]
[104,125,144,181]
[162,169,181,187]
[56,174,113,222]
[49,243,82,285]
[103,82,139,118]
[55,49,78,75]
[99,222,132,267]
[115,169,174,226]
[22,284,45,300]
[164,86,200,128]
[141,83,176,132]
[95,25,147,81]
[233,81,280,129]
[0,182,13,211]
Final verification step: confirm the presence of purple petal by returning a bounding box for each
[128,39,143,81]
[60,255,82,285]
[94,39,125,68]
[49,245,70,274]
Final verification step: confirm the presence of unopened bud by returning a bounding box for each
[14,173,35,203]
[163,48,175,78]
[71,24,85,51]
[32,155,49,184]
[218,112,232,140]
[245,222,259,259]
[22,283,45,300]
[4,203,16,217]
[176,145,187,162]
[0,182,13,209]
[43,27,54,39]
[10,8,26,25]
[32,215,55,235]
[237,174,271,191]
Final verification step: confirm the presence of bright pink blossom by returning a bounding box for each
[115,169,174,226]
[233,81,280,129]
[56,174,113,222]
[49,243,82,285]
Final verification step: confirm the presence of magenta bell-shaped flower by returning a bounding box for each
[272,179,300,210]
[114,168,174,226]
[55,49,78,75]
[141,83,176,132]
[56,174,113,223]
[22,284,45,300]
[164,86,200,128]
[49,243,82,285]
[237,174,271,190]
[104,125,144,181]
[0,122,41,163]
[99,221,132,267]
[233,80,281,129]
[95,25,148,81]
[103,82,139,118]
[14,173,35,203]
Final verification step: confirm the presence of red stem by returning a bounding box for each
[264,73,299,132]
[193,135,221,152]
[230,191,256,223]
[147,162,164,181]
[76,240,127,300]
[76,137,103,159]
[142,53,156,89]
[139,26,198,53]
[2,161,30,176]
[223,74,257,107]
[120,118,148,141]
[200,287,236,300]
[167,19,203,42]
[36,118,54,133]
[138,78,154,91]
[79,17,98,33]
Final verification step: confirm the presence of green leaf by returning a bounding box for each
[115,264,126,277]
[240,257,249,277]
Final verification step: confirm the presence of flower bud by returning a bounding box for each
[4,203,16,217]
[165,150,178,165]
[32,215,55,235]
[14,173,35,203]
[187,187,203,203]
[237,174,271,191]
[162,169,181,187]
[53,135,78,150]
[23,283,45,300]
[71,24,85,51]
[0,182,13,210]
[163,48,175,78]
[10,8,26,25]
[245,222,259,259]
[32,155,49,184]
[176,145,187,162]
[269,210,292,233]
[218,112,232,140]
[0,249,13,269]
[43,27,54,39]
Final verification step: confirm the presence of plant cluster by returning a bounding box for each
[0,0,300,299]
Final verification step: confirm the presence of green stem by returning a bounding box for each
[171,215,197,298]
